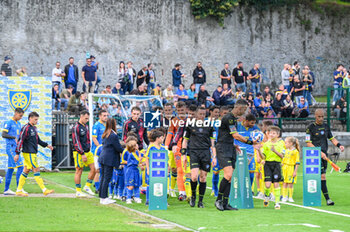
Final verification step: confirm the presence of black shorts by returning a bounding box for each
[189,150,211,172]
[264,161,281,183]
[216,143,236,169]
[321,158,328,174]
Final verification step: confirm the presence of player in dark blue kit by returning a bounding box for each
[2,108,24,195]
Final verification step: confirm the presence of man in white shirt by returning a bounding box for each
[52,61,65,93]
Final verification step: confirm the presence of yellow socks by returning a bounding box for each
[288,187,294,198]
[17,172,28,191]
[86,179,93,187]
[34,172,46,191]
[185,177,191,197]
[275,187,281,203]
[170,172,177,190]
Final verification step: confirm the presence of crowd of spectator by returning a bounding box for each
[1,55,349,121]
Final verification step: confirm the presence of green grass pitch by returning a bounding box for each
[0,161,349,232]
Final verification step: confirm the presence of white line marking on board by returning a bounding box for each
[43,177,196,232]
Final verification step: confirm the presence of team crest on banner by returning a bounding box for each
[8,90,32,111]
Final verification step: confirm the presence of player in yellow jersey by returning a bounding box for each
[281,137,300,203]
[260,126,285,210]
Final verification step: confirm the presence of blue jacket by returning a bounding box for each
[172,68,182,87]
[112,87,124,95]
[212,89,222,105]
[98,131,123,168]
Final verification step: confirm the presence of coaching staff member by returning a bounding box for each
[99,118,123,205]
[215,99,257,211]
[306,109,344,205]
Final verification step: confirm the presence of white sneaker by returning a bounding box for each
[76,191,88,197]
[270,193,275,202]
[116,195,122,200]
[22,189,28,194]
[83,186,95,196]
[281,197,288,202]
[134,197,142,203]
[275,203,281,210]
[108,195,113,199]
[3,189,16,195]
[257,192,264,199]
[106,198,116,204]
[126,199,132,204]
[288,197,295,203]
[100,198,111,205]
[169,189,177,198]
[113,194,118,199]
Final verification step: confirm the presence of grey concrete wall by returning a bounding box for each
[1,0,350,94]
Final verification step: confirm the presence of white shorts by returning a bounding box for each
[94,156,101,170]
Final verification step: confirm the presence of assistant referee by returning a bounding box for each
[306,109,344,205]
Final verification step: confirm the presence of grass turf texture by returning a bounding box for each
[1,161,349,232]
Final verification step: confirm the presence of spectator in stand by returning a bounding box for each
[112,82,124,95]
[275,84,288,101]
[108,103,118,117]
[105,85,112,94]
[297,97,309,118]
[263,86,274,100]
[187,83,197,105]
[1,56,12,76]
[67,91,83,115]
[222,83,234,105]
[334,96,346,119]
[59,85,73,111]
[233,61,246,92]
[247,94,257,116]
[332,64,344,105]
[234,87,244,103]
[198,84,214,107]
[343,68,350,89]
[82,58,97,93]
[98,90,111,108]
[304,65,315,102]
[152,84,162,96]
[264,109,277,125]
[282,94,295,117]
[175,84,188,102]
[117,61,127,91]
[16,67,28,77]
[258,101,267,118]
[291,75,305,105]
[80,93,89,111]
[248,64,261,96]
[302,67,313,105]
[220,63,232,89]
[52,61,65,92]
[146,63,156,95]
[264,94,273,105]
[272,93,284,118]
[254,92,263,108]
[163,84,174,103]
[172,63,185,93]
[137,66,147,88]
[212,85,223,105]
[130,84,146,95]
[90,55,100,93]
[126,61,137,93]
[64,57,79,94]
[281,64,291,93]
[192,62,206,93]
[292,61,300,77]
[52,84,61,111]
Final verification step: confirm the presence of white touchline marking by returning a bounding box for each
[261,223,321,228]
[253,196,350,218]
[43,177,196,232]
[329,230,344,232]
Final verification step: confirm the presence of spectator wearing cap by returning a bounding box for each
[137,66,147,88]
[112,82,124,95]
[146,63,156,95]
[248,64,261,96]
[175,84,188,102]
[192,61,206,94]
[82,58,97,93]
[16,67,28,77]
[126,61,136,93]
[232,61,246,93]
[52,61,65,93]
[59,85,74,111]
[64,57,79,94]
[172,63,185,93]
[90,55,101,93]
[297,97,309,118]
[1,56,12,76]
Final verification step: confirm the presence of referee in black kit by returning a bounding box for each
[306,109,344,205]
[215,99,257,211]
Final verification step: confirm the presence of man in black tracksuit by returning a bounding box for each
[192,62,206,93]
